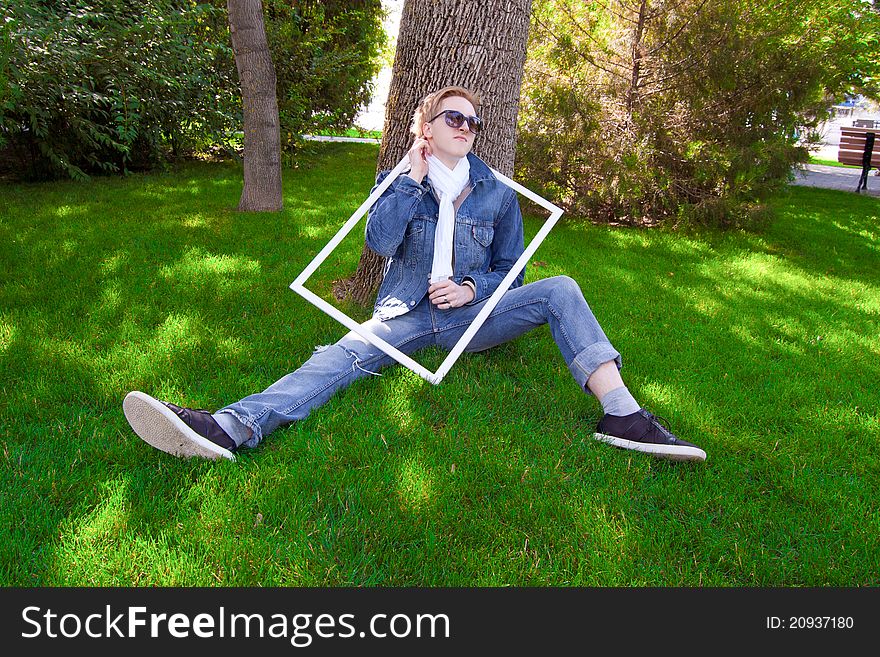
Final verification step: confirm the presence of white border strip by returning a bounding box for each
[290,156,563,385]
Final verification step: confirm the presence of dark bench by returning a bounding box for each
[839,126,879,193]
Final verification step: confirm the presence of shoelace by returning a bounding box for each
[639,411,676,441]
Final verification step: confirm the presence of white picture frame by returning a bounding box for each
[290,156,564,385]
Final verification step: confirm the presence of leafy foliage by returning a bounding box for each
[1,0,236,180]
[517,0,880,227]
[165,0,387,163]
[261,0,387,152]
[0,0,386,180]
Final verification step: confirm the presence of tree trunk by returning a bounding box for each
[227,0,283,212]
[335,0,532,306]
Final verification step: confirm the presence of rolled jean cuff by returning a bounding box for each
[216,408,263,449]
[569,342,622,393]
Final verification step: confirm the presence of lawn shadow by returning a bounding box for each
[3,154,878,586]
[0,148,383,584]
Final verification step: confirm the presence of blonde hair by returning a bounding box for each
[410,86,481,138]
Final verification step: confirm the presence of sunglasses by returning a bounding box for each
[428,109,483,134]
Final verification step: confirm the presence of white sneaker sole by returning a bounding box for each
[594,432,707,462]
[123,391,236,461]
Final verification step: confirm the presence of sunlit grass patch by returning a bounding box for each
[0,146,878,587]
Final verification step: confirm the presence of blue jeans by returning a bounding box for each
[219,275,621,448]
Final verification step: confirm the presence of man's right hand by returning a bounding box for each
[406,137,432,183]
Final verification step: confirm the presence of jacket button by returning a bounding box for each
[410,300,416,306]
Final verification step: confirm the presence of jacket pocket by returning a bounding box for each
[472,225,494,247]
[465,224,494,271]
[402,217,426,266]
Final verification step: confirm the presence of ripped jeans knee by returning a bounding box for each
[313,343,383,377]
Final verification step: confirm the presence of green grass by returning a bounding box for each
[312,128,383,140]
[809,156,860,168]
[1,143,878,586]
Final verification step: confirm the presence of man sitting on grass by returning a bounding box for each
[123,86,706,463]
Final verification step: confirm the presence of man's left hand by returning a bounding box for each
[428,279,474,309]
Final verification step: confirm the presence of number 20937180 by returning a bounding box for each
[766,616,854,630]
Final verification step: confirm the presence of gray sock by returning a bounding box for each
[600,385,640,417]
[213,411,253,447]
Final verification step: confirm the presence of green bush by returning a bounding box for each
[517,0,880,228]
[1,0,235,180]
[203,0,386,158]
[260,0,386,153]
[0,0,386,180]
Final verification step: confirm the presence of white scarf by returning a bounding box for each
[427,154,470,284]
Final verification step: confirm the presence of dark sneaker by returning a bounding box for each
[594,409,706,462]
[123,391,236,461]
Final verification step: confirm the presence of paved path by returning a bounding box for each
[791,163,879,197]
[309,116,880,197]
[791,111,880,196]
[302,134,380,145]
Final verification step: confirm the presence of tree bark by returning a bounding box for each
[227,0,283,212]
[335,0,532,306]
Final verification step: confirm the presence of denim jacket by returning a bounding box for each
[365,152,525,320]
